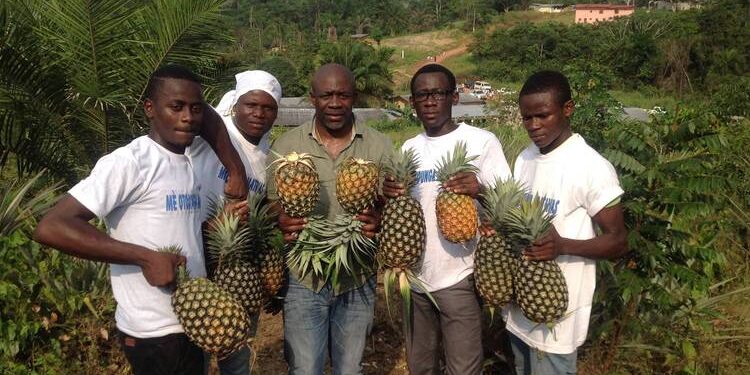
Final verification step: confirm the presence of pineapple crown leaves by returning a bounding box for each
[245,191,275,245]
[204,208,253,269]
[382,147,420,191]
[480,178,527,231]
[268,150,318,175]
[435,141,480,185]
[505,194,555,252]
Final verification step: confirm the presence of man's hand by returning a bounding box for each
[443,172,482,198]
[278,211,307,243]
[523,226,564,261]
[140,251,185,287]
[356,208,381,239]
[479,222,496,237]
[383,175,406,199]
[224,169,248,200]
[224,198,249,222]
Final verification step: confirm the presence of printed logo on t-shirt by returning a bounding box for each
[525,193,560,215]
[165,192,202,212]
[415,169,437,184]
[217,166,265,193]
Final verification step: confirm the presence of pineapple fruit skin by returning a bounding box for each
[253,243,285,299]
[336,158,379,215]
[436,191,478,243]
[214,263,265,315]
[474,233,516,307]
[514,258,569,323]
[172,277,249,360]
[274,154,319,218]
[378,195,426,270]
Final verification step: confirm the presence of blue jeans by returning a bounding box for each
[283,274,375,375]
[510,333,577,375]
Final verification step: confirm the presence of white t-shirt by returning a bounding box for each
[68,136,206,338]
[503,133,623,354]
[188,113,269,221]
[403,123,511,292]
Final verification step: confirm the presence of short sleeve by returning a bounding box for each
[580,157,624,217]
[477,134,512,187]
[68,150,145,219]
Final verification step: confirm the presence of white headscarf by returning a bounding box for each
[215,70,282,116]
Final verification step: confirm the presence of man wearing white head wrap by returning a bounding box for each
[188,70,281,375]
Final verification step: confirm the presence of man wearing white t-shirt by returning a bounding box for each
[504,70,628,374]
[385,64,511,375]
[33,65,248,375]
[189,70,281,375]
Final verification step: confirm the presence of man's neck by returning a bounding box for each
[424,119,458,137]
[313,119,355,160]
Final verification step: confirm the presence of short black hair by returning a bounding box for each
[410,64,456,94]
[519,70,572,107]
[144,64,201,101]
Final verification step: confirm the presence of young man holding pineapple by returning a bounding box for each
[267,63,392,374]
[504,70,628,374]
[384,63,512,375]
[33,65,248,375]
[189,70,282,375]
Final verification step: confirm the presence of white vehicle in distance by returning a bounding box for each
[474,80,492,91]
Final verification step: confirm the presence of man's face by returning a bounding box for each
[233,90,278,145]
[144,78,204,154]
[519,91,574,154]
[410,72,458,134]
[310,71,356,131]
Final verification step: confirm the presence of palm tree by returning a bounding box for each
[0,0,232,183]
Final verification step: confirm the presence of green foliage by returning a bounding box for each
[0,0,232,183]
[0,172,121,373]
[472,3,750,105]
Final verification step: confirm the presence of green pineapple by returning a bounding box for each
[506,196,568,324]
[164,245,249,360]
[475,179,526,310]
[378,148,433,319]
[245,192,285,301]
[204,202,265,316]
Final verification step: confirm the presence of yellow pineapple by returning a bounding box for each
[271,152,319,217]
[435,142,480,243]
[336,157,379,215]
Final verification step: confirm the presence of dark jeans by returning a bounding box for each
[119,331,204,375]
[406,274,484,375]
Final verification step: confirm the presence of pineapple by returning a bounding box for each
[378,148,432,319]
[336,158,379,215]
[204,203,265,316]
[164,245,249,360]
[271,152,319,218]
[506,196,568,324]
[475,179,526,310]
[245,192,286,300]
[435,142,480,243]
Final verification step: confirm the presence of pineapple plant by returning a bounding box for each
[164,245,250,360]
[506,196,569,324]
[378,148,433,319]
[204,201,265,316]
[435,142,480,243]
[270,152,319,218]
[245,192,285,301]
[475,179,526,311]
[336,157,379,214]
